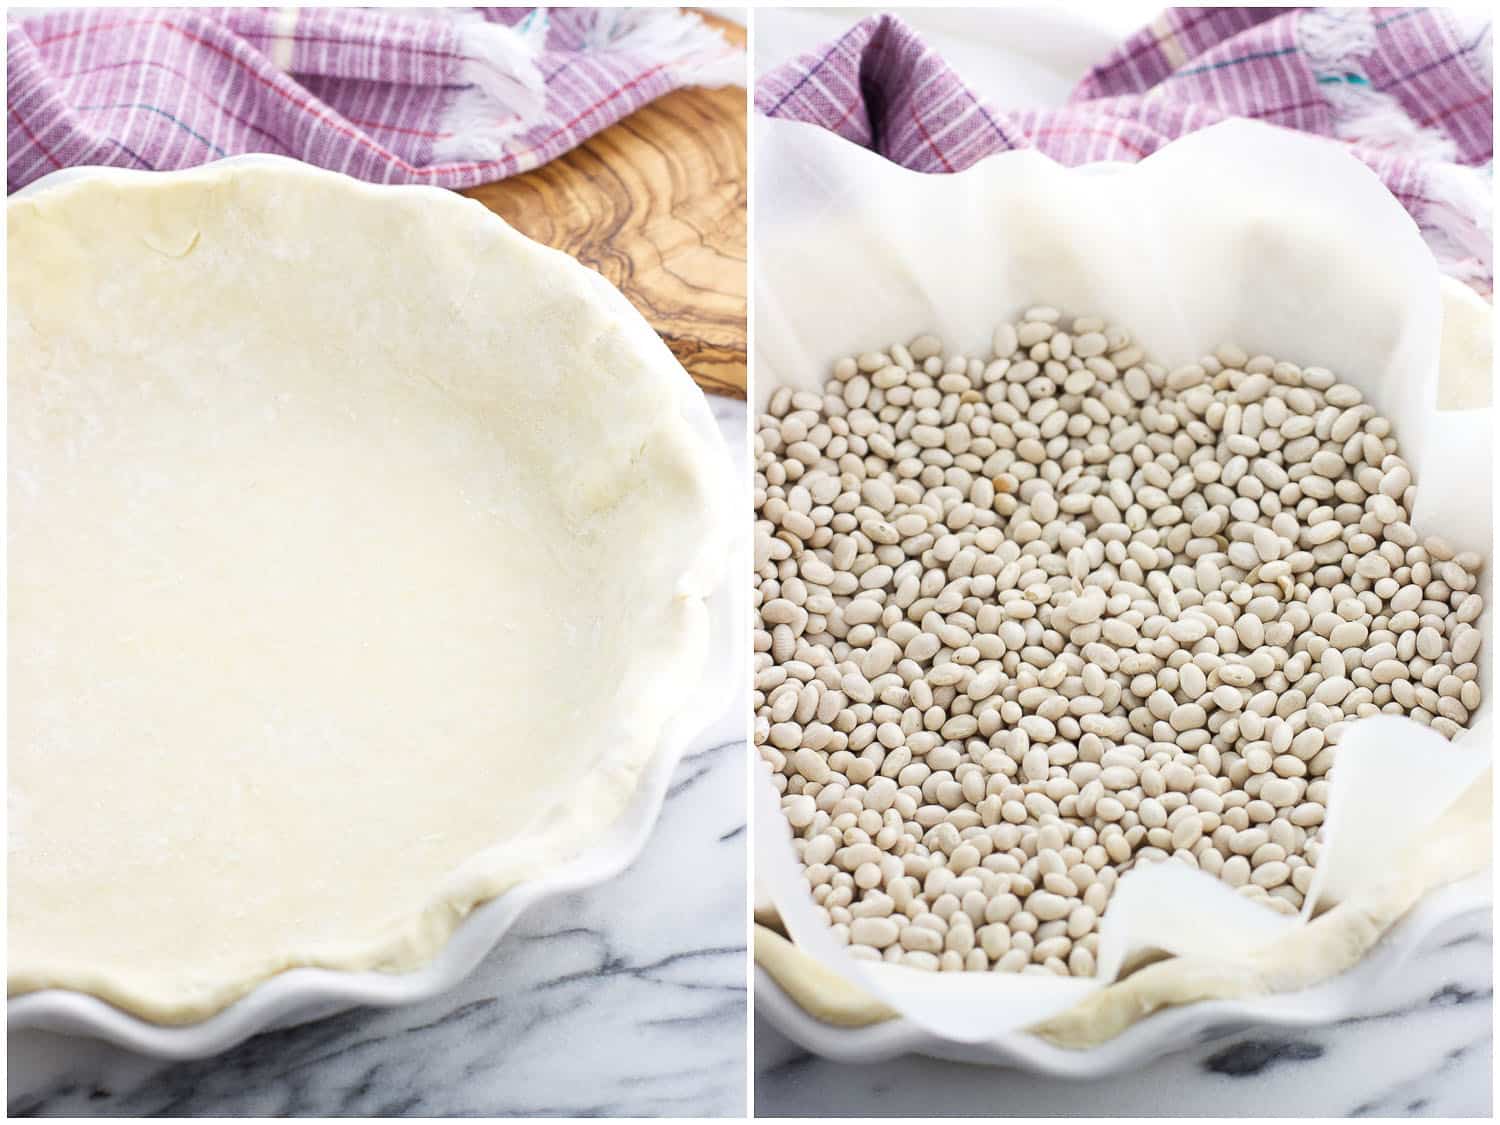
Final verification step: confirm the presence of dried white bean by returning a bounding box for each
[757,312,1484,978]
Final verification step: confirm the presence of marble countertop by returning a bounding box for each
[9,397,750,1119]
[754,909,1492,1117]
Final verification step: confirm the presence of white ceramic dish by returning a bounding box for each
[6,156,742,1059]
[756,874,1490,1075]
[752,115,1493,1063]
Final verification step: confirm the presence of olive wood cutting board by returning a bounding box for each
[464,11,746,398]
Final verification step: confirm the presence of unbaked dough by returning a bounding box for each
[8,160,728,1024]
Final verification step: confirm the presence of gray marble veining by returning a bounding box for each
[754,915,1492,1117]
[9,402,751,1119]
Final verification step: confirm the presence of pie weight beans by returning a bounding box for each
[753,307,1484,978]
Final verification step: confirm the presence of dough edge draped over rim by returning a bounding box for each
[7,160,732,1025]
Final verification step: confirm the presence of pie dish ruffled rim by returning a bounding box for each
[755,874,1490,1075]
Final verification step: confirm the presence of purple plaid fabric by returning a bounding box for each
[8,7,740,193]
[758,8,1493,291]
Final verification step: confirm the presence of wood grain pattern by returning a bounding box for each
[464,12,746,397]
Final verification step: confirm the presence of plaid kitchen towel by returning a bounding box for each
[758,7,1493,293]
[7,7,743,194]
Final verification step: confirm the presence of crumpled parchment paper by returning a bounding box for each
[753,116,1492,1046]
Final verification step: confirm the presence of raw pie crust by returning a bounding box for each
[8,161,727,1024]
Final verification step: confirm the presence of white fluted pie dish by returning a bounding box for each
[8,155,740,1058]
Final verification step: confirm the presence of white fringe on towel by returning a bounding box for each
[1299,7,1458,162]
[1298,6,1492,289]
[433,10,549,163]
[433,7,743,164]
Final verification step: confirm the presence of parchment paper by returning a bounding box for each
[753,116,1492,1045]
